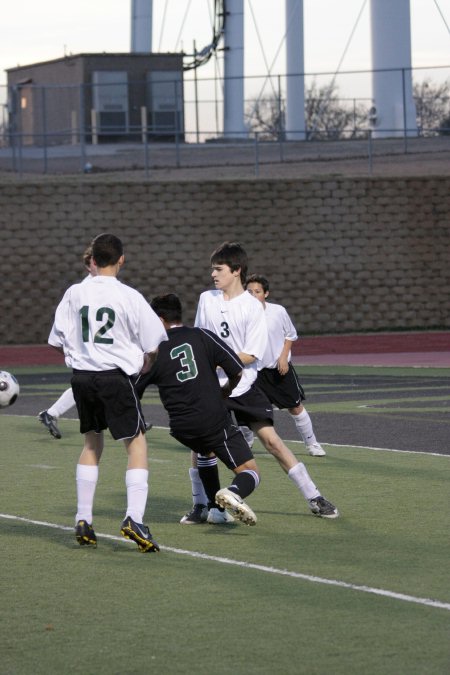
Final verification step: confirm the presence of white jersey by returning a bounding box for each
[48,275,168,375]
[195,289,268,397]
[260,302,298,369]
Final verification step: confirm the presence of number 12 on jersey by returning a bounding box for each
[80,305,116,344]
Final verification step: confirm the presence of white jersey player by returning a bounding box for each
[195,287,267,397]
[246,273,326,457]
[49,233,168,552]
[182,242,338,524]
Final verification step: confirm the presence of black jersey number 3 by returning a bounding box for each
[171,343,198,382]
[80,306,115,344]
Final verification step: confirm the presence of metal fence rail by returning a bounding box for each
[1,64,449,175]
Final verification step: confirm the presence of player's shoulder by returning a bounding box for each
[199,289,221,302]
[242,290,266,313]
[265,301,287,315]
[237,289,262,307]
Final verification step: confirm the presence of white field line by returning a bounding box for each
[1,512,449,613]
[8,414,450,457]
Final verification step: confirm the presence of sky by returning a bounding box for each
[1,0,449,97]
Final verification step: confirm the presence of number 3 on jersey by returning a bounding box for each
[220,321,230,338]
[171,343,198,381]
[80,305,115,344]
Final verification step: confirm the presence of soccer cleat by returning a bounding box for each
[307,442,326,457]
[207,507,235,524]
[75,520,97,547]
[215,487,257,526]
[309,496,339,519]
[38,410,62,439]
[120,516,160,552]
[180,503,208,524]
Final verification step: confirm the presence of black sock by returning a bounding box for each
[229,470,259,499]
[197,455,221,508]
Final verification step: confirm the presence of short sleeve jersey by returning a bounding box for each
[194,289,268,397]
[48,275,168,375]
[260,302,298,368]
[144,325,244,437]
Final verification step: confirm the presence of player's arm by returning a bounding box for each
[140,349,158,374]
[221,370,242,398]
[277,339,294,375]
[237,352,257,366]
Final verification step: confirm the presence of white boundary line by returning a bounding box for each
[7,414,449,457]
[2,512,449,613]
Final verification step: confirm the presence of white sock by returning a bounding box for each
[125,469,149,524]
[189,467,208,506]
[75,464,99,524]
[288,462,320,501]
[239,425,255,448]
[48,388,76,418]
[292,409,317,446]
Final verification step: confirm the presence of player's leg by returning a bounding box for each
[253,422,339,518]
[288,403,326,457]
[212,424,260,525]
[121,431,159,552]
[48,387,76,418]
[75,430,103,546]
[259,364,326,457]
[38,387,76,439]
[239,425,255,448]
[180,451,210,524]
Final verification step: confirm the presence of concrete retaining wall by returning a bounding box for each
[1,177,449,344]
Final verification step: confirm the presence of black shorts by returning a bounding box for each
[172,414,254,471]
[71,369,146,441]
[256,364,305,410]
[226,384,274,428]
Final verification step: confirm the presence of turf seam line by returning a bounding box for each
[2,512,449,612]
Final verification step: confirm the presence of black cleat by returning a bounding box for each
[38,410,62,439]
[309,496,339,519]
[75,520,97,547]
[120,516,160,552]
[179,503,208,524]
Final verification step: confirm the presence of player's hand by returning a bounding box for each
[277,357,289,375]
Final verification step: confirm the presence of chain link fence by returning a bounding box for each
[0,64,449,175]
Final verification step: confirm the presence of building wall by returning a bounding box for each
[7,53,184,144]
[1,176,449,344]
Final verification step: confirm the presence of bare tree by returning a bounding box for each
[245,95,285,140]
[306,79,368,140]
[245,79,369,141]
[414,78,450,136]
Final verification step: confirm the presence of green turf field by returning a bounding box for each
[1,412,449,675]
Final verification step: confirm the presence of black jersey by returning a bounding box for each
[137,326,243,437]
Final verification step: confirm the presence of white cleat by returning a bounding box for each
[215,488,257,526]
[207,507,235,524]
[307,442,326,457]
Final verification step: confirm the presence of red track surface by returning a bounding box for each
[0,332,449,368]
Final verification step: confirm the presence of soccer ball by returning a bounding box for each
[0,370,20,408]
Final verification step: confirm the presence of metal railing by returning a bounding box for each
[0,64,449,175]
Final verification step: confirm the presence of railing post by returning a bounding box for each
[401,67,408,153]
[254,132,259,177]
[368,129,373,175]
[79,84,87,173]
[42,86,48,174]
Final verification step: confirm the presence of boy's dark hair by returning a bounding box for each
[246,273,269,293]
[151,293,183,323]
[82,245,93,269]
[210,242,248,284]
[92,234,123,268]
